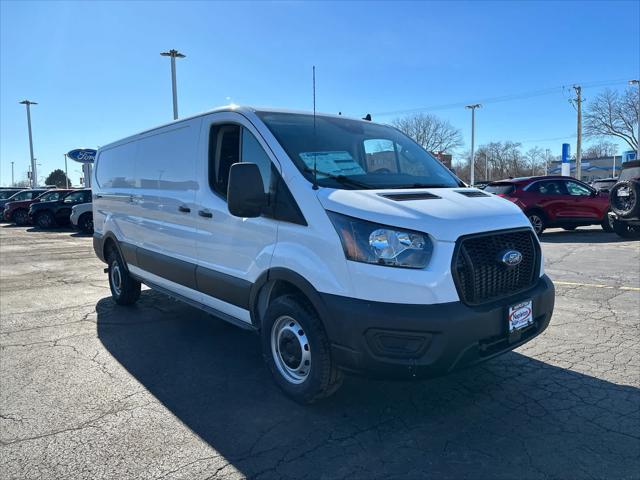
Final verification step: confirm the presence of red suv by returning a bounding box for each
[485,176,611,235]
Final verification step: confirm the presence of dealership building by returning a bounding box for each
[549,156,623,182]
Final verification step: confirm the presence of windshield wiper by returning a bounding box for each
[304,168,373,189]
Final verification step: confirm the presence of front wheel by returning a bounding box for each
[13,209,28,226]
[261,295,343,404]
[612,219,640,239]
[601,213,614,232]
[35,211,56,229]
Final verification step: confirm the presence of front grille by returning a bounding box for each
[453,229,539,305]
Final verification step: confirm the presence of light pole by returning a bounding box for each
[160,49,186,120]
[630,79,639,161]
[19,100,38,188]
[11,161,14,186]
[465,104,481,186]
[64,154,69,188]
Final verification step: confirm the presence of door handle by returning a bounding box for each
[198,209,213,218]
[178,205,191,213]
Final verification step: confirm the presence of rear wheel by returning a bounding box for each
[106,247,141,305]
[35,211,55,229]
[13,209,28,226]
[527,211,545,235]
[262,295,343,404]
[78,212,93,234]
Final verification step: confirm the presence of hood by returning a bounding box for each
[316,187,531,242]
[30,200,60,210]
[4,199,33,210]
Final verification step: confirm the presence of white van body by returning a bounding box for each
[92,106,554,402]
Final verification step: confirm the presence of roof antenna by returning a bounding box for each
[312,65,319,190]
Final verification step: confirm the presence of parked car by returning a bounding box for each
[608,161,640,239]
[28,189,92,229]
[0,189,48,214]
[485,176,611,235]
[70,202,93,234]
[590,177,618,194]
[92,106,555,403]
[3,189,74,225]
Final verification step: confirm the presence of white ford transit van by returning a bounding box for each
[92,106,554,403]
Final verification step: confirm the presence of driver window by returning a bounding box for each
[565,181,591,196]
[209,124,273,199]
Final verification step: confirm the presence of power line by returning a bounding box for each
[370,78,630,117]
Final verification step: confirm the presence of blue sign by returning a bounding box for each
[561,143,571,163]
[622,150,637,162]
[67,148,96,164]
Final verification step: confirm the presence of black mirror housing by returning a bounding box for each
[227,163,266,218]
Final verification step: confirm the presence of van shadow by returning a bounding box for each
[540,228,630,244]
[97,291,639,479]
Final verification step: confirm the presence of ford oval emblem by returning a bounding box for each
[499,249,523,267]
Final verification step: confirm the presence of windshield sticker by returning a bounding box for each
[299,151,365,176]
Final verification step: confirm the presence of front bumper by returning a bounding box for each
[321,275,555,379]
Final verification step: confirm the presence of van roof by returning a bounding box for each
[99,105,381,151]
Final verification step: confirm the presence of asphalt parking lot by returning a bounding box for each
[1,225,638,480]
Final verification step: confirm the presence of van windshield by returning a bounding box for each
[257,112,461,190]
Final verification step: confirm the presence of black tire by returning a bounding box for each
[601,213,614,232]
[610,180,640,219]
[106,247,141,306]
[261,295,343,404]
[13,209,29,226]
[612,219,640,239]
[562,226,577,231]
[35,211,56,229]
[78,212,94,234]
[526,210,546,235]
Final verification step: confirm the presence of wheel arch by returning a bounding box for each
[250,268,330,332]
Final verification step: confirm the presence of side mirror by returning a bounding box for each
[227,163,266,218]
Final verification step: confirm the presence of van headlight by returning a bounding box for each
[327,211,432,269]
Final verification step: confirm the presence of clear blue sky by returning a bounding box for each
[1,0,639,186]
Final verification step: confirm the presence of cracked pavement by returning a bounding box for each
[1,225,639,479]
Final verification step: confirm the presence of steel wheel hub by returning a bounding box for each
[271,315,311,384]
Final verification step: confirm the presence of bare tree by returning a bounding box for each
[525,147,544,176]
[392,113,463,154]
[584,88,639,151]
[583,141,618,159]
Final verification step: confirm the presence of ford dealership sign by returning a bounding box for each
[67,148,96,163]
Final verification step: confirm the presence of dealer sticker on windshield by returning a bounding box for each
[509,300,533,332]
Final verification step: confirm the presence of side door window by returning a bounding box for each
[534,180,565,195]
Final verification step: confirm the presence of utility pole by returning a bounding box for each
[19,100,38,188]
[64,154,69,188]
[544,149,549,176]
[11,161,14,186]
[160,49,186,120]
[572,85,582,180]
[466,104,481,186]
[630,79,639,161]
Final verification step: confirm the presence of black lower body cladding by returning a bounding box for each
[321,275,555,379]
[94,233,555,380]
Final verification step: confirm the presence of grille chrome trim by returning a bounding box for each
[451,228,540,305]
